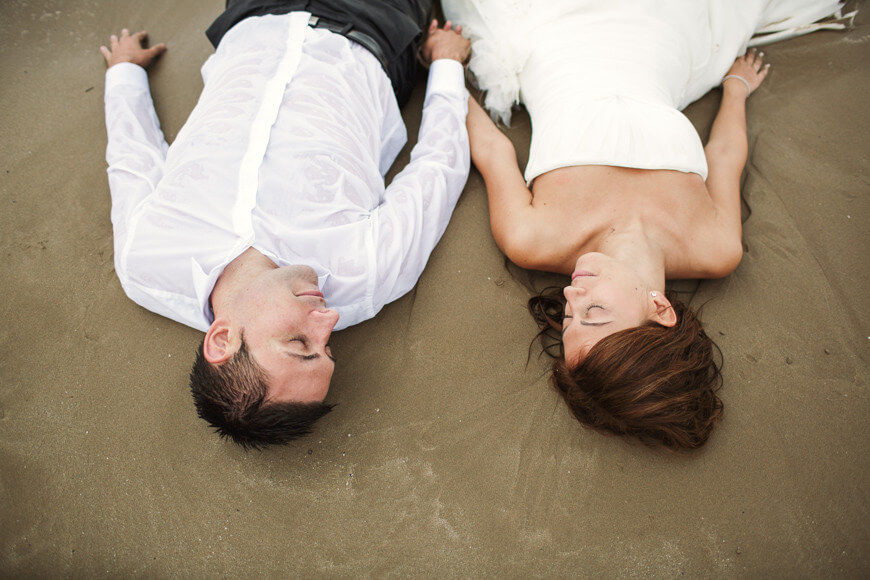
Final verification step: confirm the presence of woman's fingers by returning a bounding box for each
[426,19,464,36]
[738,48,768,77]
[748,48,759,66]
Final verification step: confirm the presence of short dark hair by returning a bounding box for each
[529,287,723,451]
[189,338,333,449]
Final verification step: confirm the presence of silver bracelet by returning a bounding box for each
[722,74,750,96]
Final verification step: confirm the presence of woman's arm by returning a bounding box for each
[703,50,769,254]
[467,97,544,266]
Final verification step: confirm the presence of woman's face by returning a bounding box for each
[561,253,667,365]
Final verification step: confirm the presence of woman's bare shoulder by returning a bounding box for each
[510,166,744,277]
[496,214,580,274]
[665,182,745,279]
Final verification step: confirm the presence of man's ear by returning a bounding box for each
[203,318,237,364]
[650,293,678,328]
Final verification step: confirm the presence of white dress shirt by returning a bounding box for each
[104,12,470,332]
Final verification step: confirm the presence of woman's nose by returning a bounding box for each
[563,285,586,300]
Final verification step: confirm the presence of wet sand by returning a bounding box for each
[1,1,867,575]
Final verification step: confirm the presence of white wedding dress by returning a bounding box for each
[442,0,851,183]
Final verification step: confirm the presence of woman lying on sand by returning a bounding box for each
[443,0,850,450]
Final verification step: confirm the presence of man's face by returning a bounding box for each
[231,266,339,403]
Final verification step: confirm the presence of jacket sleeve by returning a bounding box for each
[103,62,169,286]
[372,59,470,306]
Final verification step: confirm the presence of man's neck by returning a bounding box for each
[210,247,276,317]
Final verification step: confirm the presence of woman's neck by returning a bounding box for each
[595,224,667,292]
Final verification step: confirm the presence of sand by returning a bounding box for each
[1,0,867,575]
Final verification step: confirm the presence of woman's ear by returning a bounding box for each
[203,318,236,364]
[649,292,678,328]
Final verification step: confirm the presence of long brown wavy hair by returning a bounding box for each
[529,286,723,451]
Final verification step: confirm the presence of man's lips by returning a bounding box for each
[296,290,324,299]
[571,270,595,280]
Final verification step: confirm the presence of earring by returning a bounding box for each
[651,291,658,297]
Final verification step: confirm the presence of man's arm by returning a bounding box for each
[704,49,769,269]
[374,22,472,303]
[101,30,168,278]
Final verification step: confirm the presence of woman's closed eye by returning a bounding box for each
[581,304,611,326]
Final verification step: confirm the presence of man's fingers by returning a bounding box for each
[100,45,111,63]
[429,19,437,32]
[147,43,167,58]
[121,28,130,37]
[133,30,148,44]
[110,34,119,49]
[455,24,462,34]
[443,20,453,30]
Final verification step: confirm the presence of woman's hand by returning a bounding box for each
[420,20,470,66]
[100,29,166,69]
[723,48,769,97]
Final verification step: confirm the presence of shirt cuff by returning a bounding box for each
[105,62,149,93]
[425,59,467,105]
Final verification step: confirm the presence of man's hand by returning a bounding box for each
[100,29,166,69]
[420,20,470,66]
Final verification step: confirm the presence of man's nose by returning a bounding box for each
[311,307,340,335]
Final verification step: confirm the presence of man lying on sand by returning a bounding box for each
[100,0,470,448]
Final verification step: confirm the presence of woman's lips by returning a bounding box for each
[571,270,595,280]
